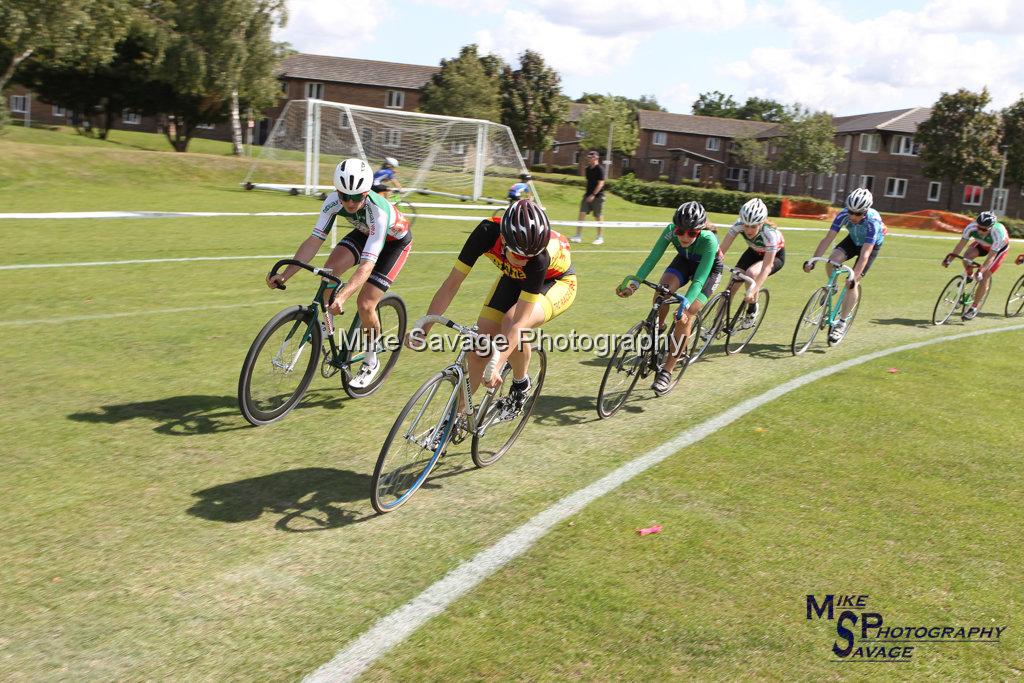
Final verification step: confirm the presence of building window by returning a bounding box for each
[531,149,542,164]
[726,167,741,181]
[575,128,585,139]
[195,122,215,130]
[385,90,404,108]
[650,158,663,168]
[692,163,702,180]
[452,142,466,155]
[382,129,401,147]
[280,80,288,95]
[927,181,941,202]
[885,177,907,198]
[573,150,581,164]
[790,171,796,187]
[706,137,720,151]
[621,157,631,170]
[9,95,27,114]
[339,111,349,129]
[817,173,824,190]
[963,185,983,205]
[844,135,852,151]
[767,170,774,185]
[858,133,881,153]
[305,82,324,99]
[52,105,66,117]
[652,131,667,146]
[890,135,920,156]
[361,127,373,144]
[838,173,846,192]
[859,175,874,192]
[122,109,141,125]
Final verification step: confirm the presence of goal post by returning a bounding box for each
[243,99,538,205]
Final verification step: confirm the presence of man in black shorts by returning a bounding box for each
[572,150,606,245]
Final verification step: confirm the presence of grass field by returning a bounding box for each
[2,126,1023,681]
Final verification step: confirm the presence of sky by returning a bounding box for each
[273,0,1024,116]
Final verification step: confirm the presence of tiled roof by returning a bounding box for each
[278,53,439,89]
[833,108,919,133]
[638,110,778,138]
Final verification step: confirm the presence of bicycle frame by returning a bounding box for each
[807,257,855,326]
[949,254,983,308]
[639,280,687,366]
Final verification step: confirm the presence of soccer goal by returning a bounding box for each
[243,99,536,205]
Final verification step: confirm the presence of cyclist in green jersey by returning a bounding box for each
[616,201,723,395]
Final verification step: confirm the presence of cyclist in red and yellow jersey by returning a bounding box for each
[413,200,577,409]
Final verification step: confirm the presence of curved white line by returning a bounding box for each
[303,322,1024,683]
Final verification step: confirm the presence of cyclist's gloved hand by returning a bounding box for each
[1017,254,1024,266]
[616,276,639,298]
[803,260,815,273]
[673,296,691,319]
[942,253,955,267]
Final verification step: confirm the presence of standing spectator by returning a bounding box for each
[572,150,606,245]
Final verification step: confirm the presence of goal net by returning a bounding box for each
[243,99,536,205]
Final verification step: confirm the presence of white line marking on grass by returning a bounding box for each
[0,210,318,219]
[303,322,1024,683]
[0,301,282,327]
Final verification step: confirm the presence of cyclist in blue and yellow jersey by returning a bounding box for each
[804,188,884,342]
[414,199,577,411]
[942,210,1010,319]
[617,201,723,395]
[507,173,533,203]
[719,197,785,328]
[371,157,403,198]
[268,158,412,389]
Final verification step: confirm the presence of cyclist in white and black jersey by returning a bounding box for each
[942,210,1009,319]
[268,157,413,387]
[719,197,786,328]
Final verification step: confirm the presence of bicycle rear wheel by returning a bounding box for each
[596,322,646,419]
[791,287,829,356]
[725,289,770,355]
[341,294,407,398]
[238,306,321,426]
[689,292,727,363]
[932,275,964,325]
[471,347,547,467]
[1006,274,1024,317]
[371,371,459,513]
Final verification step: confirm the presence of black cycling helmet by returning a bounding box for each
[519,173,532,181]
[501,199,551,257]
[673,201,707,231]
[976,211,996,228]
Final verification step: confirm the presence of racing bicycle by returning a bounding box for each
[931,254,990,325]
[685,267,771,359]
[791,257,860,355]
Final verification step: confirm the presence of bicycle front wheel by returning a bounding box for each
[238,306,321,426]
[791,287,829,356]
[725,289,770,355]
[932,275,964,325]
[690,292,727,363]
[371,371,459,513]
[596,321,646,419]
[1006,274,1024,317]
[471,347,547,467]
[342,293,408,399]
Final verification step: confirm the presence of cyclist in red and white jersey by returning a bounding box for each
[268,158,412,387]
[718,197,786,328]
[941,211,1009,319]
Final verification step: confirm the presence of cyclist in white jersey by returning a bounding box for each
[719,197,786,328]
[267,158,413,387]
[941,211,1010,319]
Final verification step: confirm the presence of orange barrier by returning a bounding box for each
[779,198,835,220]
[881,209,972,234]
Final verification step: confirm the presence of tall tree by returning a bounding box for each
[578,94,639,156]
[0,0,132,122]
[576,92,665,112]
[500,50,567,152]
[420,44,502,122]
[917,88,1002,210]
[1002,96,1024,189]
[227,0,289,155]
[692,91,739,118]
[772,107,844,193]
[732,135,768,168]
[736,96,786,122]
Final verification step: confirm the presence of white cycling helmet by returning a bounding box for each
[845,188,873,213]
[739,197,769,225]
[384,156,399,168]
[333,158,373,194]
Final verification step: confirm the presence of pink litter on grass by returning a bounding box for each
[637,525,662,536]
[887,368,899,374]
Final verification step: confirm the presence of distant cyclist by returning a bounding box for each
[616,201,723,395]
[371,157,403,198]
[507,173,533,203]
[268,158,412,388]
[718,197,785,328]
[942,210,1009,319]
[412,199,576,413]
[804,188,884,343]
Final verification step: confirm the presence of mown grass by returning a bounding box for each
[0,125,1022,680]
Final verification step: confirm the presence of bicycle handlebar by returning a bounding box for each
[641,279,686,304]
[268,259,343,288]
[409,315,503,379]
[805,256,854,277]
[728,267,756,286]
[948,254,980,267]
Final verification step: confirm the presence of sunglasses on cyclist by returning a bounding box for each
[674,227,702,238]
[340,192,367,202]
[848,210,866,217]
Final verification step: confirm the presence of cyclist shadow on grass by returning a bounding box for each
[741,342,793,360]
[532,392,646,426]
[67,389,347,436]
[188,467,376,531]
[870,317,933,329]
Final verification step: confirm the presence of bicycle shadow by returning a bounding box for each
[870,317,933,329]
[188,467,375,531]
[738,342,792,360]
[67,389,348,436]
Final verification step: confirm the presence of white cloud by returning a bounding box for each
[525,0,749,36]
[273,0,390,56]
[658,82,694,114]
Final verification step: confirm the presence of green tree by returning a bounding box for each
[578,94,639,156]
[736,96,785,122]
[500,50,568,152]
[917,88,1003,210]
[576,92,664,112]
[1001,96,1024,189]
[732,135,768,168]
[692,91,739,117]
[771,107,844,193]
[420,44,502,122]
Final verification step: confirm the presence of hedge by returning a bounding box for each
[1001,217,1024,238]
[607,175,830,216]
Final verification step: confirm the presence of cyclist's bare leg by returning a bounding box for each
[742,260,765,302]
[656,272,683,331]
[963,244,988,309]
[355,283,386,356]
[827,248,859,318]
[663,299,703,372]
[320,245,357,309]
